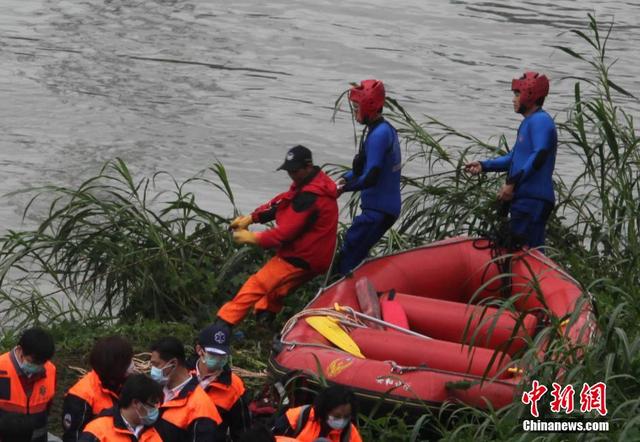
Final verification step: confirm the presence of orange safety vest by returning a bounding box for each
[66,370,119,415]
[201,372,245,411]
[81,407,162,441]
[0,350,56,442]
[276,437,303,442]
[157,375,222,441]
[285,405,362,442]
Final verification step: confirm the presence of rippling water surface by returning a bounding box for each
[1,0,638,229]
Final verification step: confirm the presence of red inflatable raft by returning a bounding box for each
[270,237,596,410]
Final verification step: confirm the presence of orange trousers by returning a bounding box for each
[217,256,312,325]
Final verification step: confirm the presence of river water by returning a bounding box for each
[1,0,639,231]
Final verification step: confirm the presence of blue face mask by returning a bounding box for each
[136,404,159,426]
[150,362,174,386]
[327,416,349,430]
[203,354,228,371]
[18,356,44,376]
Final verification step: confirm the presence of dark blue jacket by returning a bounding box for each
[343,119,402,216]
[481,109,557,204]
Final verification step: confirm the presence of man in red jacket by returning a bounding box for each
[216,145,339,326]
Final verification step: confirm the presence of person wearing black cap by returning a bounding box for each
[216,145,339,326]
[194,323,250,442]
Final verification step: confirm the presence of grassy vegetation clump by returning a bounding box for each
[0,160,266,325]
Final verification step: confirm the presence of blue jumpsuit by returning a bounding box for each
[338,119,402,274]
[481,109,557,249]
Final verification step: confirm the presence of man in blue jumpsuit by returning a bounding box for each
[335,79,402,275]
[466,71,557,250]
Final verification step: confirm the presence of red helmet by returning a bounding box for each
[348,79,385,122]
[511,71,549,109]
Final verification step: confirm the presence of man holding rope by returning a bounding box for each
[465,71,557,250]
[216,145,339,327]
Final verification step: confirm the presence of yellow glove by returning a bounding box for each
[230,215,253,231]
[233,229,259,245]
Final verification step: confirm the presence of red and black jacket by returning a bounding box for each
[251,167,338,274]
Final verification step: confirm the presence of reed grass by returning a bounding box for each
[0,159,265,327]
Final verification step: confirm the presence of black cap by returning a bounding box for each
[277,145,313,172]
[198,322,231,355]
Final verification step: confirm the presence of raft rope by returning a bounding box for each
[471,201,519,297]
[69,352,267,379]
[278,305,526,379]
[278,306,377,357]
[280,307,365,339]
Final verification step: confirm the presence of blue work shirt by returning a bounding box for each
[481,109,557,204]
[343,119,402,217]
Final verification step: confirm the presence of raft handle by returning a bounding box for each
[387,360,429,375]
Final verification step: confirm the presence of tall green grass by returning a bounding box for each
[0,159,265,327]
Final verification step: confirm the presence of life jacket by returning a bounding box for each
[347,118,402,217]
[156,375,222,442]
[63,370,120,440]
[0,350,56,442]
[481,109,557,204]
[285,405,362,442]
[80,407,162,441]
[199,370,245,411]
[66,370,119,416]
[194,367,249,441]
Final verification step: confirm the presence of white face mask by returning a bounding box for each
[327,416,349,430]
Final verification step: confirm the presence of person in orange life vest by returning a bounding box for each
[63,336,134,442]
[272,385,362,442]
[217,145,339,326]
[194,323,250,441]
[238,424,301,442]
[0,327,56,442]
[78,374,163,442]
[0,412,35,442]
[149,337,221,442]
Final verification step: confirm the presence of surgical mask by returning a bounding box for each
[21,361,44,376]
[17,351,44,376]
[137,404,159,426]
[150,362,174,386]
[203,354,228,371]
[326,416,349,430]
